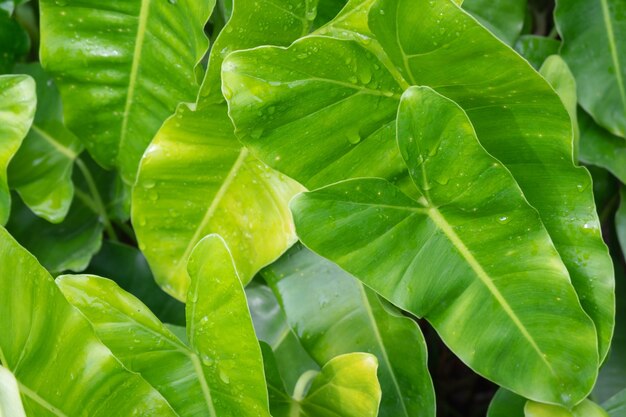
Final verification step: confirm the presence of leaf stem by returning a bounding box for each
[75,158,118,241]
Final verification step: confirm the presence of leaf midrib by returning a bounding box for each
[118,0,152,169]
[599,0,626,123]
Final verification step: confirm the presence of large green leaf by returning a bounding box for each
[579,109,626,184]
[0,14,29,72]
[262,346,381,417]
[291,86,598,406]
[222,0,614,359]
[8,64,83,223]
[604,389,626,417]
[487,389,525,417]
[0,367,26,417]
[246,282,319,392]
[462,0,526,45]
[262,244,435,417]
[0,226,177,416]
[58,234,270,416]
[514,35,560,69]
[525,400,609,417]
[132,0,314,301]
[555,0,626,138]
[0,74,35,225]
[39,0,214,184]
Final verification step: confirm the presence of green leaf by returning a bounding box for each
[0,74,35,225]
[487,389,526,417]
[58,235,271,416]
[555,0,626,138]
[579,109,626,184]
[603,389,626,417]
[186,234,271,416]
[262,244,435,417]
[514,35,560,69]
[0,367,26,417]
[539,55,579,159]
[132,0,313,300]
[524,399,609,417]
[86,241,185,325]
[291,86,599,406]
[223,0,614,361]
[246,282,319,392]
[6,192,103,273]
[8,64,83,223]
[462,0,526,45]
[618,188,626,257]
[39,0,215,184]
[0,226,177,416]
[263,347,381,417]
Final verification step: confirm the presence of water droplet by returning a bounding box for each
[219,368,230,384]
[142,179,156,189]
[346,131,361,145]
[497,216,510,224]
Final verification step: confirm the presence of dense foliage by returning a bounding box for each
[0,0,625,416]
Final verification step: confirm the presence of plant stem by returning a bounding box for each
[75,158,118,241]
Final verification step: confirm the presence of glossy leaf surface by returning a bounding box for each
[291,86,598,406]
[132,0,311,300]
[8,64,82,223]
[58,235,271,416]
[0,367,26,417]
[262,244,435,417]
[0,74,35,225]
[0,226,177,416]
[223,0,614,358]
[555,0,626,138]
[264,349,381,417]
[186,235,270,416]
[39,0,214,183]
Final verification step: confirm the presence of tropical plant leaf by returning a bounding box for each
[223,0,614,361]
[514,35,560,69]
[462,0,526,45]
[525,399,609,417]
[487,389,525,417]
[262,346,381,417]
[262,244,435,417]
[39,0,215,184]
[0,367,26,417]
[86,241,185,325]
[291,86,599,406]
[555,0,626,138]
[132,0,313,300]
[8,64,83,223]
[604,389,626,417]
[58,234,271,416]
[0,226,178,416]
[246,282,319,392]
[579,110,626,184]
[186,234,271,416]
[0,74,35,225]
